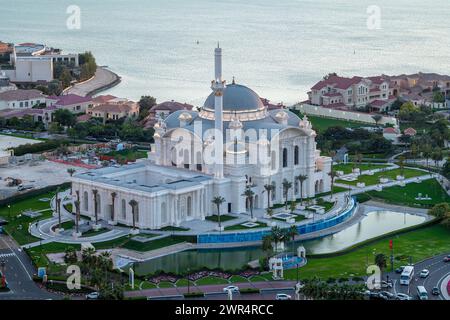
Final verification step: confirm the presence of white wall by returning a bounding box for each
[293,103,397,126]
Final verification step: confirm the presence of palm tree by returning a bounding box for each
[75,190,81,234]
[431,148,443,169]
[67,168,76,194]
[287,225,298,251]
[422,144,432,170]
[282,179,292,209]
[295,174,308,207]
[372,114,382,127]
[328,170,337,199]
[110,192,117,222]
[56,198,62,229]
[129,200,138,230]
[211,196,226,229]
[374,253,387,273]
[262,235,273,257]
[242,186,256,220]
[92,189,99,225]
[398,155,405,177]
[263,183,275,209]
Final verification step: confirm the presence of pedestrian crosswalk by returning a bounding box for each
[0,253,14,259]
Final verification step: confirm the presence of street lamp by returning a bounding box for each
[7,205,11,221]
[187,268,190,294]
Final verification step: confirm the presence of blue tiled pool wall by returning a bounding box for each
[198,198,357,244]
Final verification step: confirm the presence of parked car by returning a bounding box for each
[17,185,33,191]
[395,266,406,274]
[395,293,412,300]
[381,281,393,289]
[86,292,100,300]
[379,291,395,300]
[275,293,292,300]
[432,287,440,295]
[419,269,430,278]
[223,285,239,293]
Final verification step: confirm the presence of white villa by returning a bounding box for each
[71,46,332,230]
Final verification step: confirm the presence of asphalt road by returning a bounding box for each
[389,252,450,300]
[0,235,59,300]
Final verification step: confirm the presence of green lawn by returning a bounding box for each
[81,228,110,237]
[195,276,229,286]
[333,163,390,175]
[299,114,370,133]
[229,275,248,283]
[157,281,175,288]
[205,215,236,223]
[175,278,195,287]
[272,214,306,222]
[52,220,75,231]
[336,168,425,186]
[225,222,268,231]
[104,149,148,161]
[364,178,450,208]
[281,224,450,281]
[159,226,190,231]
[0,192,54,219]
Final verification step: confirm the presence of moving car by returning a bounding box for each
[379,291,395,300]
[419,269,430,278]
[395,293,411,300]
[381,280,393,289]
[444,255,450,262]
[223,285,239,293]
[275,293,292,300]
[86,292,100,300]
[416,286,428,300]
[432,287,440,296]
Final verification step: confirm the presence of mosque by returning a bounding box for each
[71,46,332,230]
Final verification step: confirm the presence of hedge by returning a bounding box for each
[0,182,70,207]
[184,292,204,298]
[12,139,70,156]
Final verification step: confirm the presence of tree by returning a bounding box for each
[92,189,99,225]
[53,109,76,128]
[67,168,76,194]
[64,247,78,264]
[398,155,405,177]
[74,198,80,234]
[328,170,338,199]
[374,253,387,271]
[138,96,157,120]
[428,203,450,221]
[262,235,273,256]
[242,186,256,220]
[295,174,308,206]
[431,148,443,168]
[282,179,292,209]
[110,192,117,222]
[443,158,450,179]
[59,67,72,88]
[263,183,275,209]
[211,196,226,230]
[421,144,432,170]
[129,200,138,230]
[287,225,298,251]
[372,114,382,127]
[432,91,445,103]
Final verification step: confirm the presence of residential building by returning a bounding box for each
[143,101,193,128]
[88,100,139,122]
[0,89,46,110]
[46,94,93,113]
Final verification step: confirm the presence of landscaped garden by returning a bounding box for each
[224,222,268,231]
[360,178,450,208]
[205,214,236,223]
[333,162,390,175]
[336,168,425,186]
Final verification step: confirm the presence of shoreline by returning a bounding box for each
[64,66,121,97]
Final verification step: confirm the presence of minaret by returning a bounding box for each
[211,43,226,179]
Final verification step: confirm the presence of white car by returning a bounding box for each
[275,293,292,300]
[223,285,239,293]
[86,292,100,300]
[419,269,430,278]
[395,293,412,300]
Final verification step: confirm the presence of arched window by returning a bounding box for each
[121,199,126,219]
[83,191,88,211]
[294,146,299,165]
[282,148,288,168]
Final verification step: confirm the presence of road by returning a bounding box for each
[389,252,450,300]
[0,235,59,300]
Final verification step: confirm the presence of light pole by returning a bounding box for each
[7,205,11,221]
[187,268,190,294]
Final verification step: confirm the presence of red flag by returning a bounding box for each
[389,239,393,250]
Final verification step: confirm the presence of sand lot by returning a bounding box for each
[0,160,88,199]
[0,134,41,150]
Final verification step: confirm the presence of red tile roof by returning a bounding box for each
[311,75,363,91]
[0,89,45,101]
[403,127,417,136]
[383,127,399,134]
[47,94,92,106]
[92,95,118,104]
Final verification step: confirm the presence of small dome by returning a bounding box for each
[203,83,265,112]
[178,112,193,121]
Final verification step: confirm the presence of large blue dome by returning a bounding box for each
[203,83,265,112]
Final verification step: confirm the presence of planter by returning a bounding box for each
[379,178,389,184]
[130,228,140,235]
[396,175,405,181]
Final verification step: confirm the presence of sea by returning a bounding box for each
[1,0,450,106]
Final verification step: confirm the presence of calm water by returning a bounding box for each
[133,210,426,275]
[2,1,450,105]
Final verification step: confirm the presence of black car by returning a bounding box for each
[432,287,440,295]
[395,266,405,274]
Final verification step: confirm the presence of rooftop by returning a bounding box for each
[0,89,45,101]
[47,94,92,106]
